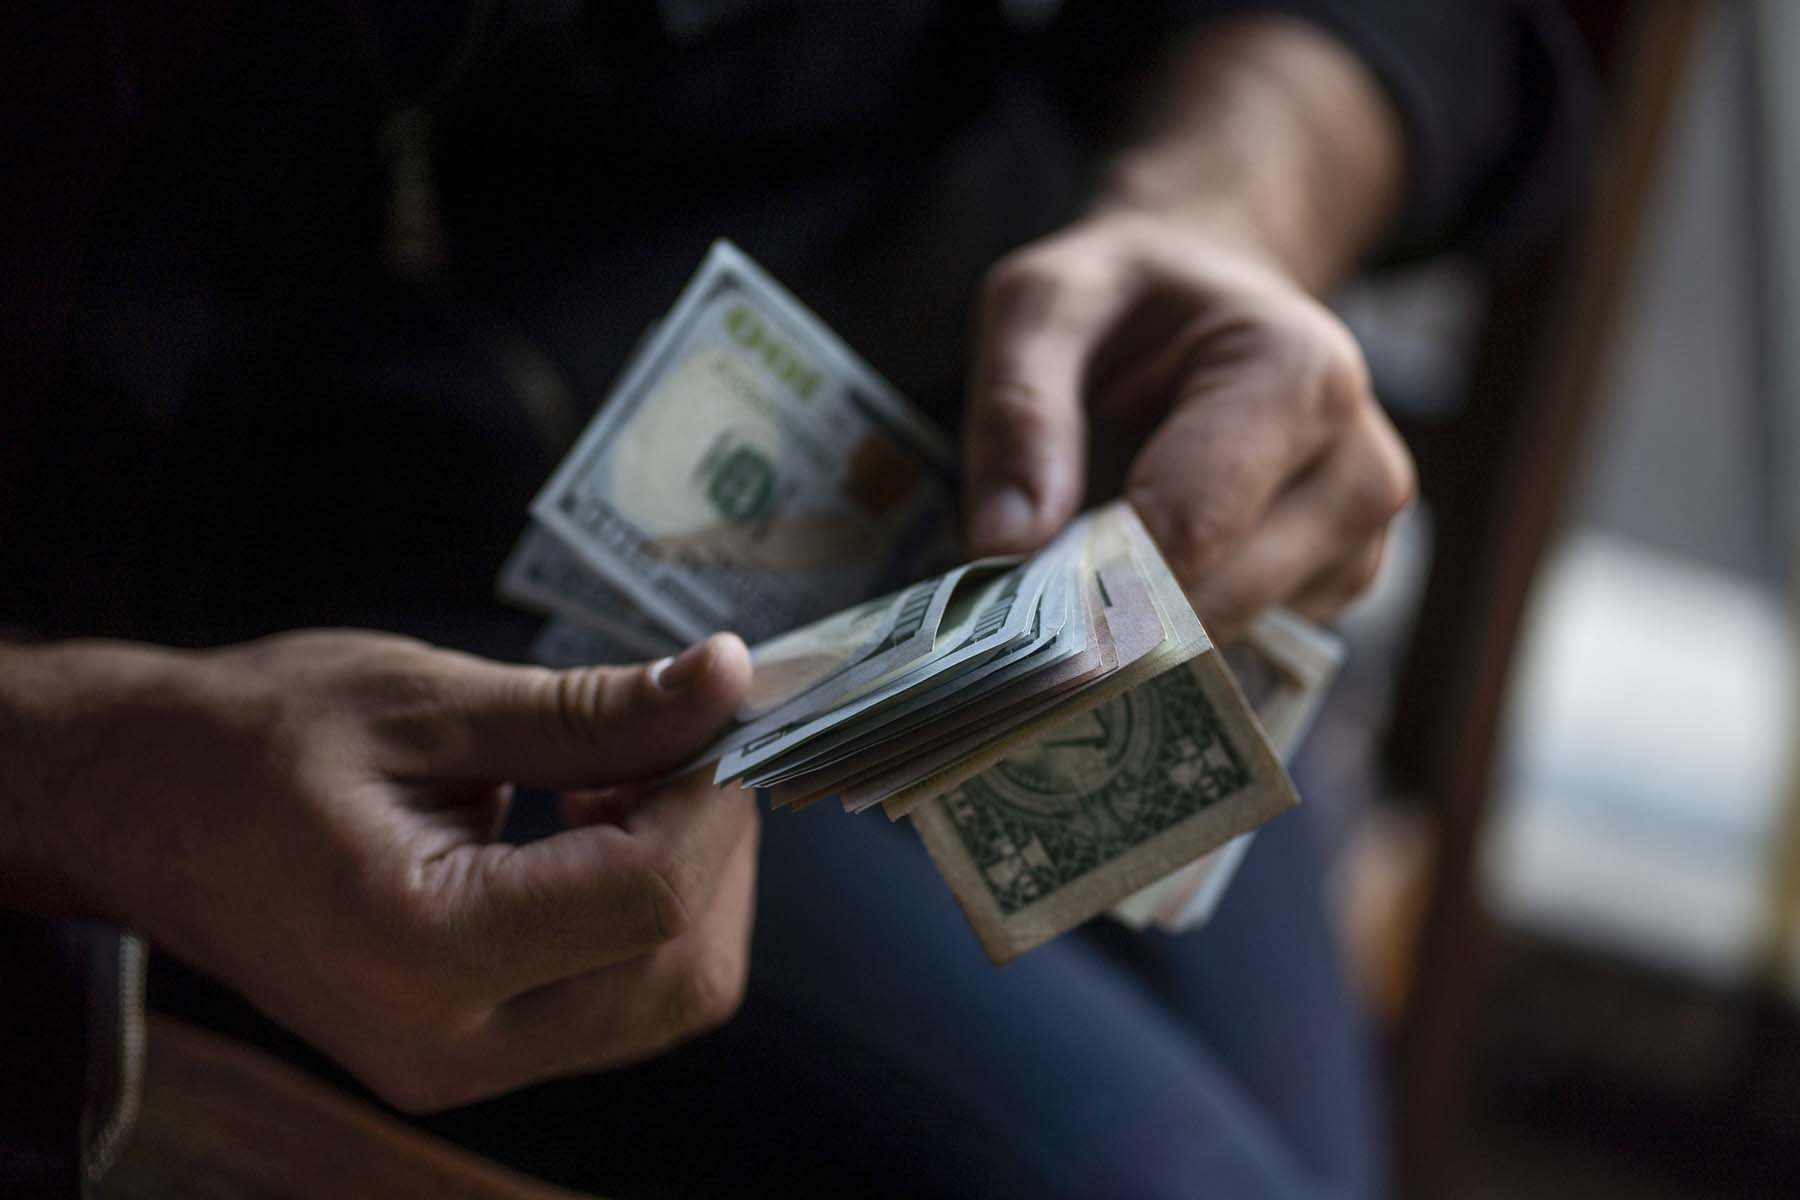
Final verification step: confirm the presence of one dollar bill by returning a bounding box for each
[1109,609,1344,932]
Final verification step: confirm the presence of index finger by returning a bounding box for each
[435,769,758,999]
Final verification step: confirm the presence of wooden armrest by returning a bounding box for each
[95,1014,592,1200]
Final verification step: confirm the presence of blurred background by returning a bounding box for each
[1320,0,1800,1194]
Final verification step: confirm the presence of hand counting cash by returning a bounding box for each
[499,241,1339,963]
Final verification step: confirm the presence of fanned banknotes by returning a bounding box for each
[512,240,958,647]
[498,241,1340,962]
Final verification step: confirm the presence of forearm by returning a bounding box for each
[0,640,185,915]
[1095,14,1406,292]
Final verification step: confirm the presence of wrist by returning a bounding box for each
[0,640,194,918]
[1091,14,1405,292]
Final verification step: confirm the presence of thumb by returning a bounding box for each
[414,633,751,788]
[963,257,1119,555]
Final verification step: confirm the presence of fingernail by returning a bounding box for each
[651,636,716,692]
[969,486,1035,553]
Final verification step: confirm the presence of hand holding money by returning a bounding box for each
[502,243,1343,962]
[963,214,1414,643]
[0,630,758,1112]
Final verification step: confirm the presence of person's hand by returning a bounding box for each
[963,210,1414,641]
[962,16,1413,640]
[4,629,755,1112]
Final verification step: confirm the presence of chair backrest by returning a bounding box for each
[1379,2,1713,1194]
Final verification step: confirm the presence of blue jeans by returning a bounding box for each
[409,799,1389,1199]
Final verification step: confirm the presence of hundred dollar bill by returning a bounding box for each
[529,240,957,647]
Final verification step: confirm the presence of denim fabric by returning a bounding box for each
[407,794,1388,1198]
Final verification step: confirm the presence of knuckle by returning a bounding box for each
[1208,312,1285,368]
[1235,301,1368,426]
[982,249,1065,307]
[482,845,648,967]
[614,861,690,947]
[508,860,600,951]
[980,248,1112,331]
[546,665,603,742]
[350,644,449,704]
[666,943,748,1038]
[974,376,1075,448]
[1157,501,1247,581]
[1340,434,1416,533]
[355,663,460,742]
[484,661,642,757]
[1313,331,1373,426]
[1203,308,1312,384]
[239,629,365,670]
[632,846,709,943]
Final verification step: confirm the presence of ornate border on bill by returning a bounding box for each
[912,651,1296,963]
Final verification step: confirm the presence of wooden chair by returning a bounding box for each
[1367,2,1712,1192]
[95,1015,588,1200]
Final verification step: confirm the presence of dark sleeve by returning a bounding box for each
[1054,0,1597,263]
[0,2,239,547]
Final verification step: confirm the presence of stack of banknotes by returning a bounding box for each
[500,241,1341,963]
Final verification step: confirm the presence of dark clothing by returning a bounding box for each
[0,3,1590,1196]
[0,917,136,1198]
[0,1,1589,635]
